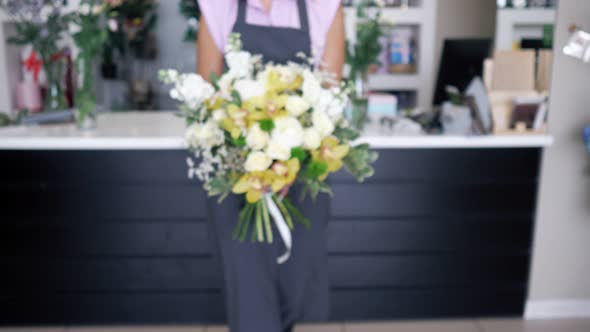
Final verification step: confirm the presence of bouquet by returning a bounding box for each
[160,34,378,263]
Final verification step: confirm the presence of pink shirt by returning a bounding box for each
[198,0,341,58]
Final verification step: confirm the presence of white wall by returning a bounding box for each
[527,0,590,318]
[434,0,497,80]
[432,0,496,105]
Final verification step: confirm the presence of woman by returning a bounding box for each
[196,1,345,332]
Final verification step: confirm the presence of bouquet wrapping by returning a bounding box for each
[160,34,377,263]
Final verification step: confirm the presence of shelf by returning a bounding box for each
[368,73,421,91]
[344,7,429,25]
[497,8,556,25]
[0,11,12,23]
[495,8,556,50]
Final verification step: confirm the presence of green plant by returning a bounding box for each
[179,0,200,42]
[1,0,73,110]
[346,1,389,80]
[71,0,108,124]
[104,0,158,59]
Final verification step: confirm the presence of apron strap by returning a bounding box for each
[297,0,310,33]
[237,0,247,26]
[236,0,310,32]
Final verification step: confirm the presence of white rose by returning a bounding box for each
[245,151,273,172]
[225,51,251,78]
[217,73,235,99]
[185,121,224,149]
[302,70,322,105]
[285,96,310,117]
[272,117,304,149]
[177,74,214,109]
[312,110,335,138]
[316,89,346,120]
[275,65,299,84]
[234,79,266,101]
[246,124,270,150]
[212,109,226,123]
[302,128,322,150]
[266,141,291,161]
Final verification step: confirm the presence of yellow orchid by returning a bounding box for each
[223,104,247,138]
[270,158,301,192]
[311,136,350,180]
[265,69,303,93]
[205,97,223,110]
[247,91,290,120]
[232,171,275,203]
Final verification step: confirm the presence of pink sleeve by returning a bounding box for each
[198,0,227,52]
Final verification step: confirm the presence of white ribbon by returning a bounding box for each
[265,194,292,264]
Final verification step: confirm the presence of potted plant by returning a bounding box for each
[1,0,72,112]
[345,0,390,130]
[71,0,107,129]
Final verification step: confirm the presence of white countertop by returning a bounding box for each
[0,112,554,150]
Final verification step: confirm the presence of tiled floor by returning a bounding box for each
[2,319,590,332]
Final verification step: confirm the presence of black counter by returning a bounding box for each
[0,148,542,325]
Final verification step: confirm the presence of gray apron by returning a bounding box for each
[208,1,329,332]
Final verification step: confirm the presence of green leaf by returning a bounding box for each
[231,90,242,105]
[283,197,311,229]
[259,119,275,132]
[333,127,361,142]
[290,147,308,163]
[261,198,273,244]
[232,136,246,148]
[210,72,220,90]
[204,173,238,201]
[305,161,328,179]
[255,201,264,242]
[343,144,379,183]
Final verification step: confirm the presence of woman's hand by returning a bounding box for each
[321,4,345,82]
[197,16,224,81]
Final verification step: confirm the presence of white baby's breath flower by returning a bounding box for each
[185,120,225,149]
[79,3,91,15]
[245,151,273,172]
[234,79,266,101]
[285,96,310,117]
[312,110,335,138]
[266,141,291,161]
[166,69,179,82]
[303,128,322,150]
[272,117,304,149]
[68,22,81,35]
[246,124,270,150]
